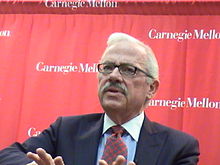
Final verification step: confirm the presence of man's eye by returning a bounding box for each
[103,65,114,71]
[121,66,135,74]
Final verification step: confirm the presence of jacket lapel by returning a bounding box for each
[74,114,104,165]
[134,116,168,165]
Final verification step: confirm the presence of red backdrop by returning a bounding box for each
[0,1,220,165]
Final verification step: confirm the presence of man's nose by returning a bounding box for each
[108,67,123,81]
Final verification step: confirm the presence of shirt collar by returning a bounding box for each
[102,112,144,142]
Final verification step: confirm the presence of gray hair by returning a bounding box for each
[106,32,159,80]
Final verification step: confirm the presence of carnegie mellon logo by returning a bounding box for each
[148,29,220,42]
[36,62,98,74]
[149,97,220,110]
[28,127,41,137]
[0,30,11,37]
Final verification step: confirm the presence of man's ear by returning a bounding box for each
[146,79,159,99]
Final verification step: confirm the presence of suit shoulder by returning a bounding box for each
[150,121,198,142]
[61,113,103,121]
[51,113,103,128]
[145,121,200,163]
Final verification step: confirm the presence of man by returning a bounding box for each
[0,32,199,165]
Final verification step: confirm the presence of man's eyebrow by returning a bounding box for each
[101,61,133,65]
[101,60,114,64]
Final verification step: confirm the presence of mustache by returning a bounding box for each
[101,82,128,96]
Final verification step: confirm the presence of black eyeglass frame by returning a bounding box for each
[97,63,154,79]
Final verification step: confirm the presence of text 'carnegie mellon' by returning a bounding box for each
[149,97,220,110]
[36,62,98,73]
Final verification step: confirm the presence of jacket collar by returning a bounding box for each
[134,115,168,165]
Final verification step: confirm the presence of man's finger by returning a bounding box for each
[36,148,53,164]
[99,159,108,165]
[27,152,41,164]
[113,155,126,165]
[54,156,65,165]
[128,161,136,165]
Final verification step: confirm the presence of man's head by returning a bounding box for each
[97,32,159,124]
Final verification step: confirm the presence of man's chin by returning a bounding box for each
[101,100,125,111]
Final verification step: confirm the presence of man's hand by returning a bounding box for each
[26,148,64,165]
[99,155,136,165]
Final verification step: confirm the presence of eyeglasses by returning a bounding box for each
[97,63,154,78]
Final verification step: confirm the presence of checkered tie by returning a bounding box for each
[101,125,128,165]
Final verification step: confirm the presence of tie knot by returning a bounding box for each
[111,125,124,136]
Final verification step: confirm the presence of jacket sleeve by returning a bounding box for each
[0,117,62,165]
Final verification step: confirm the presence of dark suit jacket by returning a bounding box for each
[0,113,199,165]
